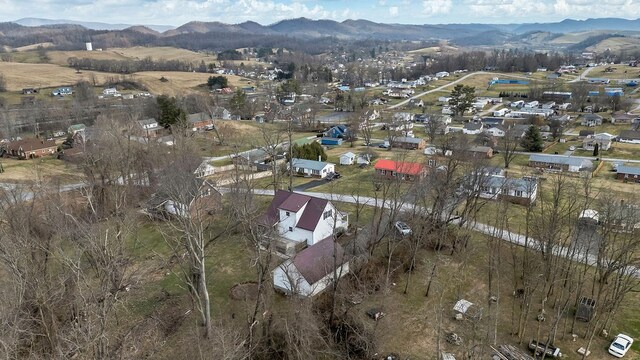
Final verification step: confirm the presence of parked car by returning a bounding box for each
[569,146,576,151]
[609,334,634,358]
[325,172,341,181]
[394,221,412,236]
[378,144,389,149]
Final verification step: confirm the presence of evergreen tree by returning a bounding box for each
[520,125,544,152]
[593,143,599,157]
[157,95,186,128]
[448,84,476,116]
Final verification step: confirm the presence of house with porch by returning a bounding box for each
[463,123,484,135]
[188,112,214,131]
[618,130,640,144]
[137,118,163,138]
[616,165,640,182]
[374,159,425,181]
[580,114,603,127]
[4,138,57,159]
[582,133,614,151]
[611,112,638,125]
[528,154,593,173]
[390,136,426,150]
[289,158,335,179]
[479,175,539,205]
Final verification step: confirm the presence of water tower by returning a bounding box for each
[85,42,93,51]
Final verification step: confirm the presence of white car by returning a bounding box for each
[569,146,576,151]
[394,221,412,236]
[609,334,634,358]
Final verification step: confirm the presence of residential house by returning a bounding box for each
[339,152,356,165]
[493,108,510,117]
[390,136,426,150]
[463,123,484,135]
[272,235,350,297]
[188,112,214,131]
[374,159,425,181]
[611,112,638,125]
[147,179,222,220]
[580,114,603,127]
[617,130,640,144]
[484,124,506,137]
[466,146,493,159]
[51,87,72,96]
[437,124,451,135]
[479,175,538,205]
[233,148,271,167]
[22,88,37,94]
[4,138,57,159]
[616,165,640,182]
[262,190,349,251]
[102,87,119,96]
[582,133,614,151]
[211,107,232,120]
[579,130,595,138]
[481,117,505,127]
[194,160,216,178]
[320,138,343,146]
[324,125,350,139]
[528,154,594,173]
[290,158,335,179]
[137,118,163,138]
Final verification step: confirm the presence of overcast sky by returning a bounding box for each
[1,0,638,26]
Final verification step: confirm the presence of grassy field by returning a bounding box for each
[0,61,246,96]
[587,65,640,80]
[0,157,83,184]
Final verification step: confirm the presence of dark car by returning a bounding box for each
[325,172,341,181]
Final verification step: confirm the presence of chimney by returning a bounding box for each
[318,155,321,162]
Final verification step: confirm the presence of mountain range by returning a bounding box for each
[11,17,640,40]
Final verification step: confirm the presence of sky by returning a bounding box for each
[0,0,639,27]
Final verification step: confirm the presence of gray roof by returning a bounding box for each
[340,152,356,158]
[469,146,492,152]
[138,118,158,126]
[464,123,483,130]
[188,112,210,123]
[529,154,593,168]
[394,136,424,144]
[486,176,537,192]
[291,158,333,171]
[617,165,640,176]
[619,130,640,140]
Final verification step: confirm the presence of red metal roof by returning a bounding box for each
[292,236,348,285]
[374,159,424,176]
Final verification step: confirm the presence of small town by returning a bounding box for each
[1,5,640,360]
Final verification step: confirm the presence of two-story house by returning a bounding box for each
[262,190,349,254]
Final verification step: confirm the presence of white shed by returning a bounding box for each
[339,152,356,165]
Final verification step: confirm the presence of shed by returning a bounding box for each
[579,209,599,224]
[576,296,595,322]
[321,137,343,146]
[339,152,356,165]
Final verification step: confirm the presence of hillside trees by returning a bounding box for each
[207,75,228,89]
[290,142,327,161]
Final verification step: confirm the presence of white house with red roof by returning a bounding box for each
[263,190,349,253]
[272,236,350,296]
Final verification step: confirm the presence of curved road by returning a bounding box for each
[387,71,534,110]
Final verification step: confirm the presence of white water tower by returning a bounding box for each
[85,42,93,51]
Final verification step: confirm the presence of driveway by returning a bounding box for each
[293,179,327,191]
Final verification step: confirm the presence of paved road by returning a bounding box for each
[514,150,640,164]
[570,66,596,83]
[387,71,532,110]
[233,188,640,278]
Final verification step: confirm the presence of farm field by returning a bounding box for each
[0,62,247,96]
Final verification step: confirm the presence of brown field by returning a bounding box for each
[588,37,640,54]
[588,65,640,80]
[14,42,55,52]
[0,157,83,184]
[0,62,247,96]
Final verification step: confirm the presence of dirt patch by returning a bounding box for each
[230,282,259,301]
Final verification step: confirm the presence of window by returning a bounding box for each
[323,209,333,220]
[515,190,523,197]
[288,227,293,232]
[428,159,436,166]
[285,211,290,216]
[312,169,320,175]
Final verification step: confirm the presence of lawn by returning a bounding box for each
[0,156,83,184]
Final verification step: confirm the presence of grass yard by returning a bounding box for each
[0,156,83,184]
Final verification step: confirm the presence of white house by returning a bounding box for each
[484,125,506,137]
[263,190,349,250]
[272,236,350,297]
[524,101,539,108]
[194,160,215,178]
[339,152,356,165]
[583,133,614,151]
[289,158,335,178]
[493,108,510,117]
[463,123,483,135]
[103,87,120,96]
[479,175,538,205]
